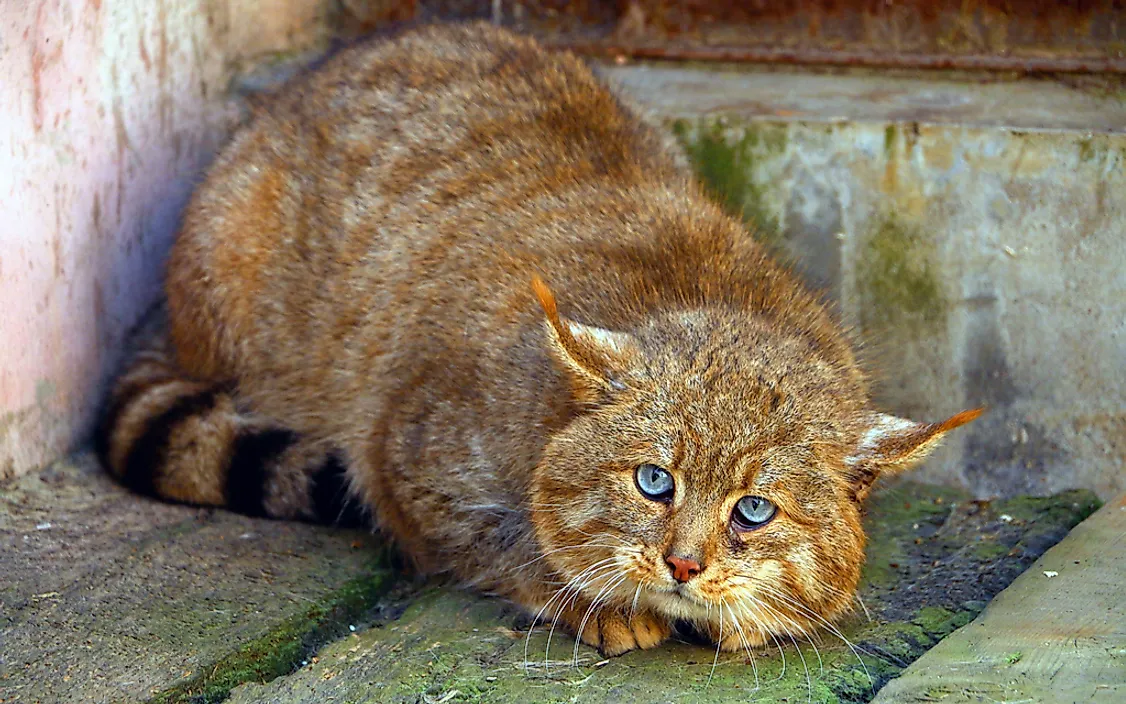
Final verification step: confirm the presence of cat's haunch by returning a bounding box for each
[97,21,979,656]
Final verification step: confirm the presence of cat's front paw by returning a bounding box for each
[577,610,671,656]
[703,620,769,652]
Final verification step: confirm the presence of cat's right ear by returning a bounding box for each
[531,276,641,403]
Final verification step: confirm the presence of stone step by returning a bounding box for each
[602,63,1126,504]
[871,493,1126,703]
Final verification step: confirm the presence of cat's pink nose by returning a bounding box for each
[665,554,703,583]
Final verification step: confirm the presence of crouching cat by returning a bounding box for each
[97,22,979,656]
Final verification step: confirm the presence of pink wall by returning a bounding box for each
[1,0,330,481]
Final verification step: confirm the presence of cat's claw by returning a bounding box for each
[579,610,671,656]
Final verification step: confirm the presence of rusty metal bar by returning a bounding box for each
[549,41,1126,75]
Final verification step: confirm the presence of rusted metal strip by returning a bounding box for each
[404,0,1126,76]
[549,41,1126,75]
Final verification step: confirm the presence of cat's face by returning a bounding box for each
[530,312,869,640]
[529,286,979,644]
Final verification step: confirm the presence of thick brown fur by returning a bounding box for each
[99,22,979,656]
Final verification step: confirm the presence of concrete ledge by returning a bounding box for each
[872,494,1126,703]
[602,64,1126,133]
[602,64,1126,501]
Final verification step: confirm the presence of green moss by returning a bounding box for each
[884,124,897,155]
[148,566,396,704]
[860,483,968,590]
[856,214,947,331]
[671,118,788,249]
[922,684,957,699]
[996,490,1101,526]
[1078,136,1097,163]
[836,611,959,696]
[911,607,974,640]
[864,622,933,664]
[911,606,955,634]
[1075,134,1126,168]
[744,121,790,155]
[970,540,1010,561]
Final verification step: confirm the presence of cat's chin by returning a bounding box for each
[640,588,797,649]
[639,585,718,622]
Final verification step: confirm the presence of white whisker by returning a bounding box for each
[751,583,874,689]
[787,632,813,704]
[723,601,760,691]
[706,597,725,688]
[855,593,873,623]
[523,557,621,673]
[571,572,629,664]
[770,631,790,681]
[510,541,621,572]
[546,563,622,669]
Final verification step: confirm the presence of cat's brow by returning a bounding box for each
[729,442,764,468]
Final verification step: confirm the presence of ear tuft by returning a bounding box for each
[532,276,640,402]
[531,275,561,333]
[846,408,984,501]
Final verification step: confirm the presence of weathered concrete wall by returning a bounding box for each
[4,13,1123,502]
[0,0,335,482]
[607,66,1126,500]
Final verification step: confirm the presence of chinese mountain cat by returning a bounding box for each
[98,22,979,655]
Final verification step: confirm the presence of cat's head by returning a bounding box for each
[528,277,980,642]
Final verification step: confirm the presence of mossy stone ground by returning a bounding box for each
[211,486,1099,702]
[220,484,1098,704]
[0,453,395,704]
[0,453,1100,703]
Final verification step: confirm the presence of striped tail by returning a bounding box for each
[95,311,368,528]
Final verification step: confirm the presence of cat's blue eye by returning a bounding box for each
[635,464,674,502]
[732,496,776,531]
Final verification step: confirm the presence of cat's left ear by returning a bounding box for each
[532,276,641,404]
[846,408,983,501]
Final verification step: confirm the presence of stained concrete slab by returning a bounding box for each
[601,65,1126,134]
[871,493,1126,704]
[0,0,341,484]
[0,452,394,704]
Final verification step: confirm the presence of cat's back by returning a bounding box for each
[166,21,689,388]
